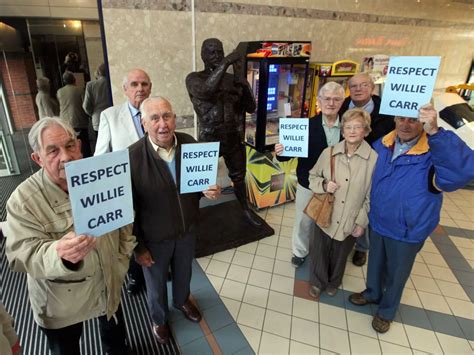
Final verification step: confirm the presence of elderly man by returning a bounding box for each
[57,71,91,158]
[35,77,58,119]
[275,81,345,268]
[129,96,221,344]
[5,117,136,354]
[95,68,152,155]
[339,72,395,266]
[349,105,474,333]
[186,38,260,226]
[83,63,111,149]
[95,68,152,294]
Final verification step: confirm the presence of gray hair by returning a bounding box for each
[96,63,106,77]
[348,72,374,86]
[341,108,372,136]
[28,117,76,152]
[140,96,172,119]
[318,81,345,99]
[122,69,150,89]
[36,77,50,91]
[62,71,76,85]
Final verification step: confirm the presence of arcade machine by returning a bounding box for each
[235,41,311,209]
[306,60,359,117]
[432,85,474,149]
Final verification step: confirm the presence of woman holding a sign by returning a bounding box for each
[307,108,377,298]
[275,81,345,269]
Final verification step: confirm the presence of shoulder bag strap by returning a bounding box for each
[330,146,335,182]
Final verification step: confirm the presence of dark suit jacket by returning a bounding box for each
[129,132,201,253]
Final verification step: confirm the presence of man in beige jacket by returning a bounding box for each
[5,117,136,354]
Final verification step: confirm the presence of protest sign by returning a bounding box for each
[380,56,441,118]
[65,149,133,237]
[180,142,220,194]
[279,118,309,157]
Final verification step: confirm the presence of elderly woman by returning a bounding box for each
[307,108,377,297]
[275,81,345,268]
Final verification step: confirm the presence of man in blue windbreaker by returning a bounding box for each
[349,104,474,333]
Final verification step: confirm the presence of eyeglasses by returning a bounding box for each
[343,124,365,131]
[320,96,343,103]
[148,112,175,122]
[349,82,371,90]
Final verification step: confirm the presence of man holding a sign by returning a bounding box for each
[275,82,345,268]
[129,97,220,344]
[349,105,474,333]
[5,118,136,354]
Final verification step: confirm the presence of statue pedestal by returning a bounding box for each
[195,199,274,258]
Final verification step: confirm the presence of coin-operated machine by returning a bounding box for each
[235,41,311,209]
[307,60,359,117]
[433,86,474,149]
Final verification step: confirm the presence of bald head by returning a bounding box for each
[123,69,152,108]
[140,96,172,119]
[140,96,176,149]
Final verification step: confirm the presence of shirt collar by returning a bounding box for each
[322,115,340,128]
[128,102,140,117]
[333,139,372,160]
[349,98,375,114]
[395,134,420,148]
[148,134,178,159]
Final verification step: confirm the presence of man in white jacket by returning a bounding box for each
[94,68,152,155]
[94,68,152,294]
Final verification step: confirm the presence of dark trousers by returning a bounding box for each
[76,128,92,158]
[143,230,195,325]
[39,304,127,355]
[362,228,424,320]
[129,257,144,283]
[310,227,356,290]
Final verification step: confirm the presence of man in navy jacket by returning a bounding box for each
[349,104,474,333]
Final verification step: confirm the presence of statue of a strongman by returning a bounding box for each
[186,38,261,226]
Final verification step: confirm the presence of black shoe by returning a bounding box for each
[352,251,367,267]
[152,323,170,344]
[243,209,262,226]
[291,255,305,268]
[127,278,141,295]
[174,300,202,323]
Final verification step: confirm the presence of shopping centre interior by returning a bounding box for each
[0,0,473,354]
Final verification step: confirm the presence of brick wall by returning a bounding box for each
[0,53,38,131]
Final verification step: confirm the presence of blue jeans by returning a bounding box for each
[362,228,424,320]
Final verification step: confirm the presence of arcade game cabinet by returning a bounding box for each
[235,41,311,209]
[307,60,359,117]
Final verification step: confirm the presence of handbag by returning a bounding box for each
[304,147,336,228]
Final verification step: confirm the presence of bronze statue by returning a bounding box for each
[186,38,260,226]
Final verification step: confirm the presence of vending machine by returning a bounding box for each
[236,41,311,209]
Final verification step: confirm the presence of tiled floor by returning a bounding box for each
[190,189,474,354]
